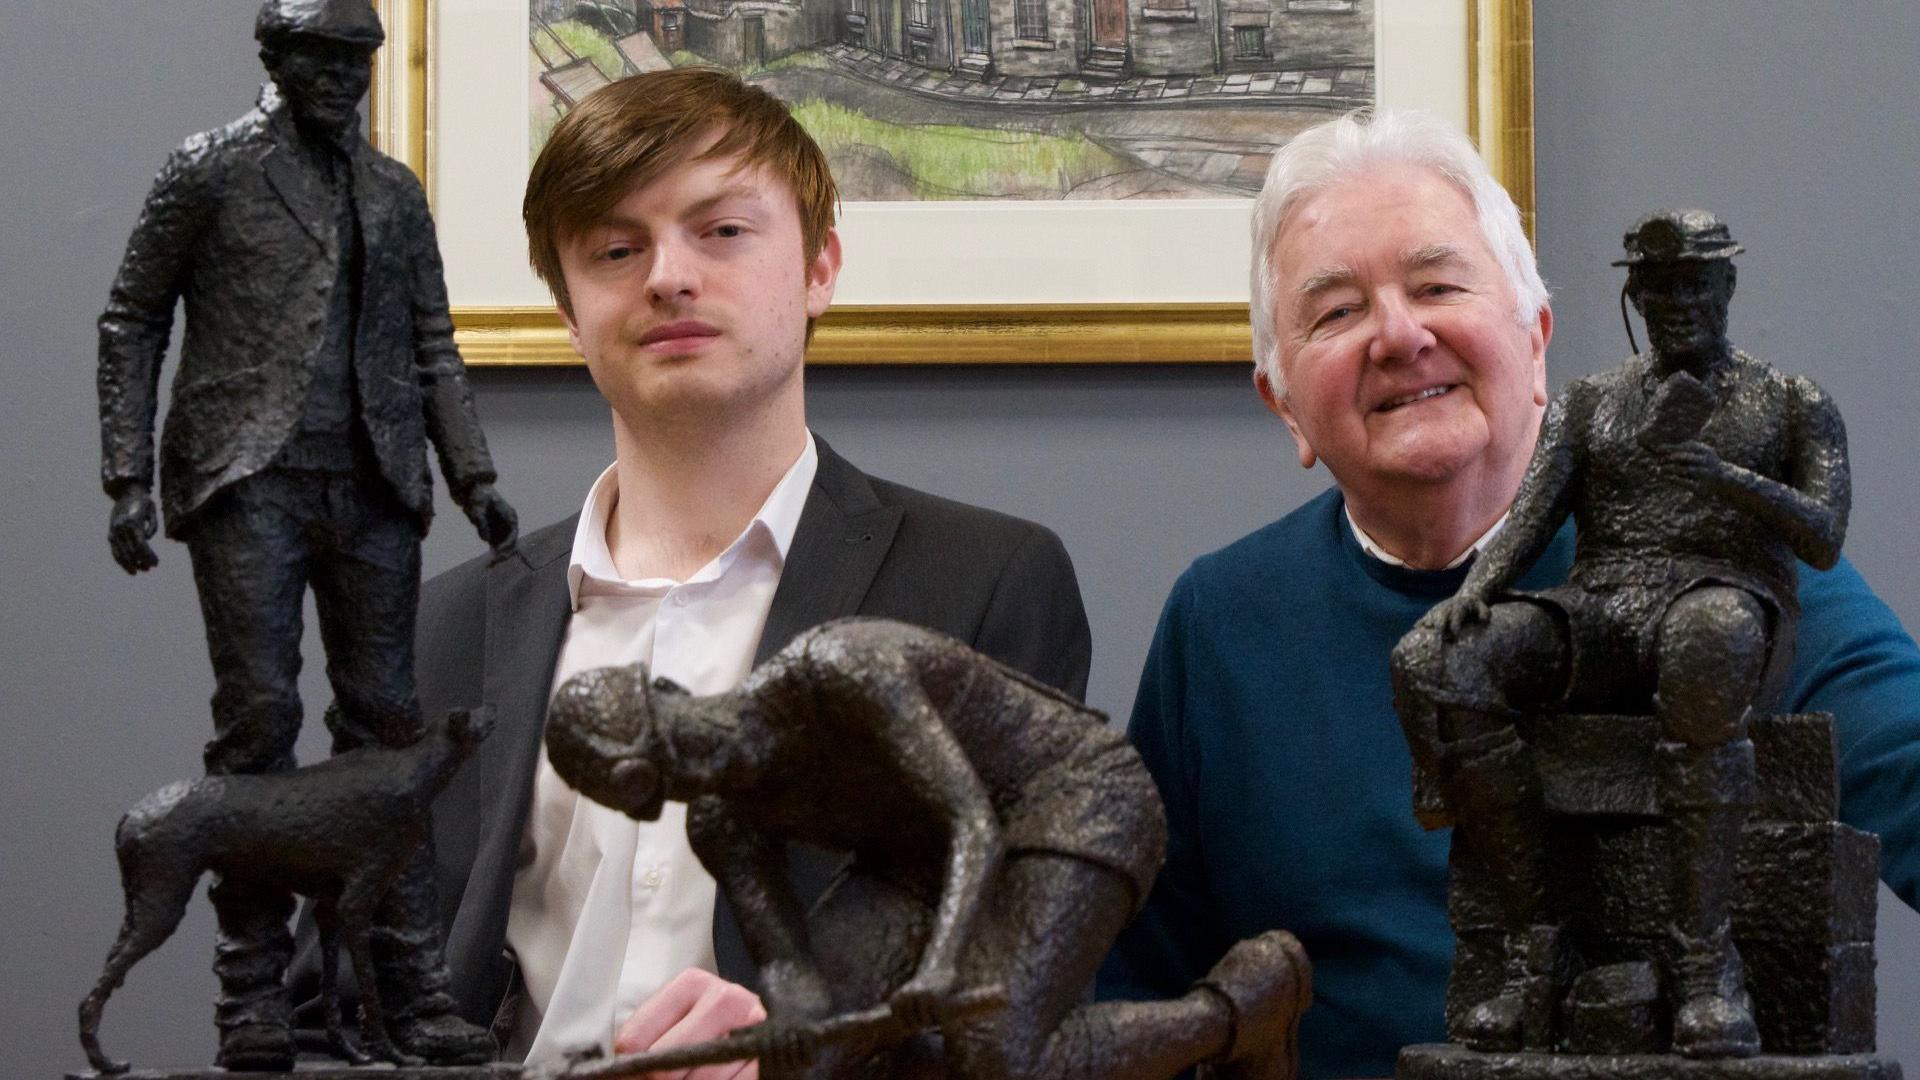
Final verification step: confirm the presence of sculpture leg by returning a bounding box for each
[311,480,492,1064]
[312,474,426,753]
[1392,602,1570,1051]
[183,475,312,777]
[208,875,298,1071]
[943,854,1308,1080]
[1655,586,1766,1058]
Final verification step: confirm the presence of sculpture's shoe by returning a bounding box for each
[1672,992,1760,1059]
[394,1008,496,1065]
[1459,992,1526,1052]
[1196,929,1313,1080]
[215,1021,296,1072]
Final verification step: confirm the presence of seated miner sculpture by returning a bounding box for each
[543,615,1311,1080]
[1390,211,1850,1058]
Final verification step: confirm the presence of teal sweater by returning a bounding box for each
[1098,488,1920,1079]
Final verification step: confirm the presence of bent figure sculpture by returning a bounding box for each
[1391,210,1851,1060]
[543,616,1312,1080]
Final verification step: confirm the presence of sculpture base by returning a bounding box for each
[1397,1044,1903,1080]
[68,1066,521,1079]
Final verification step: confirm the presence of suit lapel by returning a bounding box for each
[258,134,335,255]
[443,519,575,992]
[754,438,904,665]
[715,440,898,985]
[348,144,387,261]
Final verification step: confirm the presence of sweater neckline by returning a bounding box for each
[1332,495,1478,598]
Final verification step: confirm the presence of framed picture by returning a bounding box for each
[371,0,1533,365]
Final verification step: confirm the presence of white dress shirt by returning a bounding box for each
[504,434,819,1064]
[1345,502,1508,570]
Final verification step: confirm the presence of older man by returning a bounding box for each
[1097,110,1920,1079]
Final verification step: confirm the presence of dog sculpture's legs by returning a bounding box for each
[339,868,425,1067]
[79,853,200,1074]
[315,902,374,1066]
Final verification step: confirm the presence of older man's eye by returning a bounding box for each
[1315,304,1357,328]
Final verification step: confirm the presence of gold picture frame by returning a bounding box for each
[372,0,1533,367]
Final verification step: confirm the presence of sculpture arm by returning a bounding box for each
[685,796,831,1021]
[862,664,1002,1016]
[98,144,214,499]
[400,179,497,499]
[1427,388,1582,637]
[1713,374,1849,569]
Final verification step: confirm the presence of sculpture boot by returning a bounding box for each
[1434,726,1558,1051]
[1670,924,1760,1058]
[1460,925,1563,1053]
[1660,739,1759,1058]
[1193,929,1313,1080]
[210,875,297,1072]
[371,843,495,1064]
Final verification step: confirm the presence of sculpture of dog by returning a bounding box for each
[78,706,494,1074]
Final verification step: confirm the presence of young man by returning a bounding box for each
[1098,110,1920,1079]
[289,69,1091,1070]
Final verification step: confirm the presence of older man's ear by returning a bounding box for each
[1254,368,1319,470]
[1530,304,1554,408]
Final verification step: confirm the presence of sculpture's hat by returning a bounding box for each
[255,0,386,46]
[1613,210,1743,266]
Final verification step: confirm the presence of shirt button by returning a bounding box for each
[643,869,664,888]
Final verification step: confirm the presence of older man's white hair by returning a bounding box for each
[1249,109,1549,396]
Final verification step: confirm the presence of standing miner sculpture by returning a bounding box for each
[94,0,516,1069]
[542,616,1313,1080]
[1390,211,1856,1064]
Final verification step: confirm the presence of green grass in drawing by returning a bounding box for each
[549,20,625,78]
[787,100,1129,200]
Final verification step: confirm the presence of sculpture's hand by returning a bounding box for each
[1424,590,1492,642]
[750,1018,818,1077]
[888,965,960,1030]
[1655,440,1732,491]
[109,486,159,574]
[459,482,519,563]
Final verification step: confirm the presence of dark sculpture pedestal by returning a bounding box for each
[67,1066,522,1080]
[1398,1044,1901,1080]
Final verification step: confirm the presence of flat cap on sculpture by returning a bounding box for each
[255,0,386,46]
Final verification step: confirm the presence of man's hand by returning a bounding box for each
[459,482,519,563]
[109,485,159,574]
[615,968,766,1079]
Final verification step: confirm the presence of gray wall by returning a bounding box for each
[3,0,1914,1071]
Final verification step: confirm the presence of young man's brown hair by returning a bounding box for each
[523,67,838,318]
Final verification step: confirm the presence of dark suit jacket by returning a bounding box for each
[405,438,1090,1028]
[97,85,494,535]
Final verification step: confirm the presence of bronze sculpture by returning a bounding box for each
[542,616,1312,1080]
[1392,212,1895,1075]
[89,0,513,1070]
[79,707,495,1074]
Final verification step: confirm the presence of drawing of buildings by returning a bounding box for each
[538,0,1369,83]
[841,0,1369,80]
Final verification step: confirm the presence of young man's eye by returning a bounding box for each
[603,243,638,262]
[711,223,746,239]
